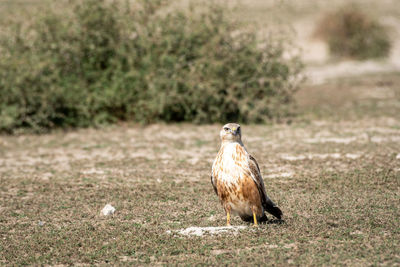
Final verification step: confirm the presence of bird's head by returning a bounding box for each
[220,123,242,143]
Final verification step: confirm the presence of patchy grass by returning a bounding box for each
[1,73,400,265]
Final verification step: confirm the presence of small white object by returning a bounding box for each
[101,204,116,216]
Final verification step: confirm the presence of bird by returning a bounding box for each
[211,123,282,226]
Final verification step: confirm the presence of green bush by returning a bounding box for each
[315,5,391,60]
[0,0,302,133]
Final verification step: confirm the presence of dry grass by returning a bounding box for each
[1,73,400,265]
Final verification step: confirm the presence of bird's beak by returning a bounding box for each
[231,127,238,135]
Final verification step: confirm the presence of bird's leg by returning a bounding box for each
[224,205,231,226]
[252,208,258,227]
[253,212,258,226]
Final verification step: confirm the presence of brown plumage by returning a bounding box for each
[211,123,282,225]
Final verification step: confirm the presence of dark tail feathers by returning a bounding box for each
[263,196,283,220]
[264,205,282,220]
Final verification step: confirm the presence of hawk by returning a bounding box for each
[211,123,282,226]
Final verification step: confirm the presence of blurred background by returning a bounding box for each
[0,0,399,133]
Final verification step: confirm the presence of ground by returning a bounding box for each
[1,73,399,265]
[1,0,400,265]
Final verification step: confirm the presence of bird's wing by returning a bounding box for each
[211,174,218,195]
[248,154,282,219]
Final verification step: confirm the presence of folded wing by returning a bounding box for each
[247,154,282,219]
[211,174,218,195]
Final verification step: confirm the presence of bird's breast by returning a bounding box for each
[212,143,248,185]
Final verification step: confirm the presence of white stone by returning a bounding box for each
[101,204,116,216]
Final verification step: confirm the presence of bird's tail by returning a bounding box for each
[263,196,283,220]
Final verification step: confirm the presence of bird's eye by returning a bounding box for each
[224,127,229,131]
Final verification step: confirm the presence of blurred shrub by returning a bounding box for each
[315,5,391,60]
[0,0,302,133]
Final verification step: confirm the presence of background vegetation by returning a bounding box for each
[0,0,302,133]
[315,5,391,59]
